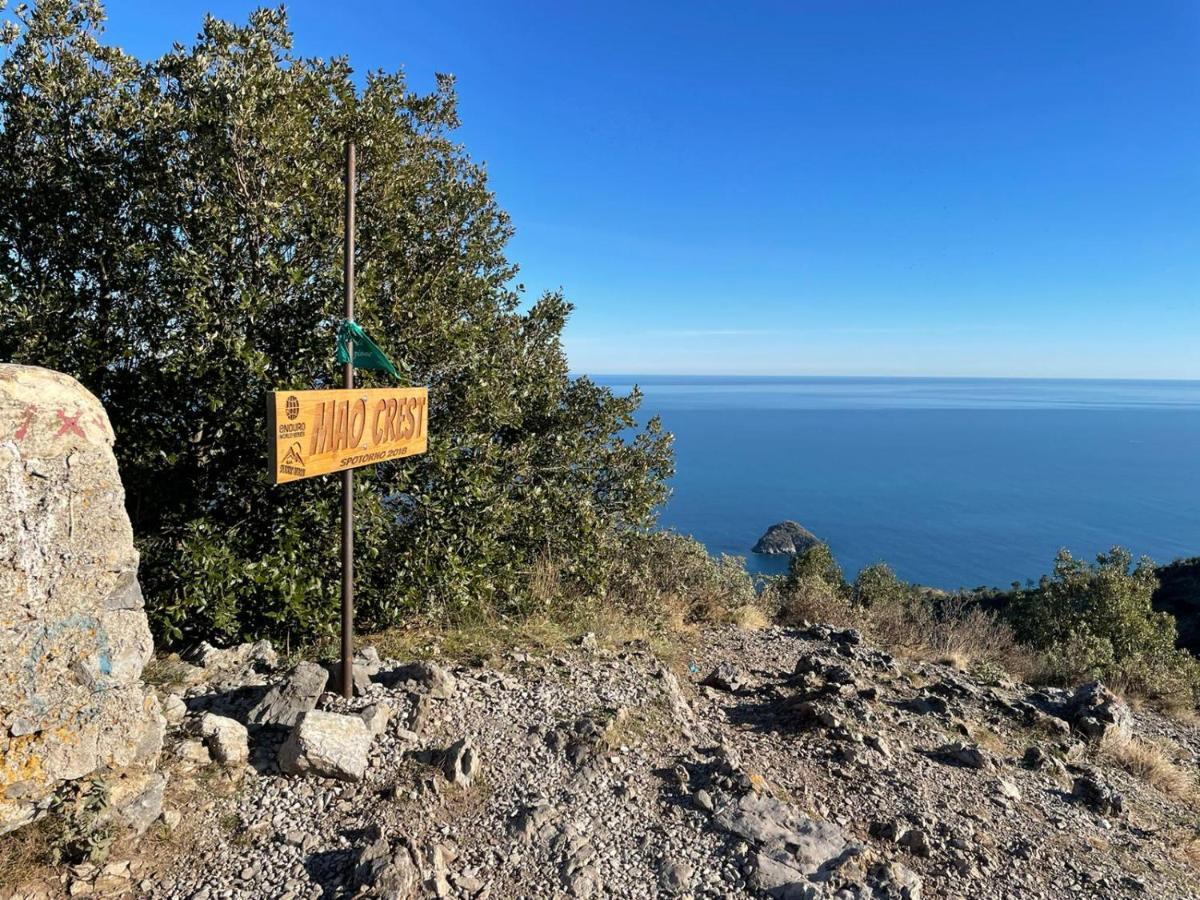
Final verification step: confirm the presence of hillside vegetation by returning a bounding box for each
[770,543,1200,711]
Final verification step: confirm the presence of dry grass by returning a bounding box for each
[967,723,1009,755]
[1155,696,1200,727]
[730,603,770,631]
[938,650,969,672]
[597,703,674,753]
[142,654,202,689]
[365,615,576,665]
[775,576,1039,683]
[359,536,766,669]
[861,596,1040,683]
[1100,732,1199,800]
[528,554,563,610]
[1176,835,1200,872]
[0,816,55,893]
[362,597,694,670]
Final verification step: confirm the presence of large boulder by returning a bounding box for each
[713,793,850,870]
[354,825,421,899]
[712,792,858,896]
[0,365,164,834]
[752,521,820,556]
[380,661,457,699]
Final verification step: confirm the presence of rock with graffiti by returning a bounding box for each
[0,364,165,835]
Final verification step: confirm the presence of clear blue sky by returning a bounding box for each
[99,1,1200,378]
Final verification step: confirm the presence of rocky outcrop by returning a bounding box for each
[189,639,277,674]
[380,660,457,699]
[442,737,480,788]
[248,660,328,727]
[354,825,421,898]
[0,365,164,835]
[61,624,1200,898]
[1064,681,1132,742]
[359,702,393,737]
[753,520,820,555]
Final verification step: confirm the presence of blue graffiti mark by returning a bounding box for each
[18,614,113,724]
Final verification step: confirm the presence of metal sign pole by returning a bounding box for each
[341,140,356,700]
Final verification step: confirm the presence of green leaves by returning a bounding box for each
[1008,547,1200,703]
[0,0,673,646]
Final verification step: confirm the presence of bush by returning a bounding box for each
[771,545,1037,678]
[787,542,848,592]
[1027,627,1118,687]
[0,2,671,645]
[771,543,855,626]
[601,531,758,627]
[1008,548,1200,704]
[852,562,909,608]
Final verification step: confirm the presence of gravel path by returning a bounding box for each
[30,624,1200,899]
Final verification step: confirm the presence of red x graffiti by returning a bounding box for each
[14,404,37,442]
[55,408,86,439]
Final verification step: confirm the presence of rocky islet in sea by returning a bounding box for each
[753,520,822,556]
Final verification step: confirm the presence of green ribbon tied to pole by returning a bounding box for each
[336,319,403,380]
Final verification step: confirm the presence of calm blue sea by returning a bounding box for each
[590,376,1200,590]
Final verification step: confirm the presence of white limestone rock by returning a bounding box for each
[199,713,249,766]
[0,365,164,834]
[279,710,371,781]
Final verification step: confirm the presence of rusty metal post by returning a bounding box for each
[340,140,356,699]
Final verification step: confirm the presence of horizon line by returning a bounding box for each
[568,372,1200,383]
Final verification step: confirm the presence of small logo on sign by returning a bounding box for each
[285,395,300,420]
[280,441,306,477]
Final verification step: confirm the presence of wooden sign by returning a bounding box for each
[267,387,428,484]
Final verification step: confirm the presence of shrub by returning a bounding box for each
[787,542,848,593]
[852,562,911,609]
[0,2,671,645]
[771,545,1037,678]
[773,573,856,628]
[47,778,114,865]
[1008,548,1200,704]
[602,531,758,627]
[771,543,855,626]
[1026,627,1118,687]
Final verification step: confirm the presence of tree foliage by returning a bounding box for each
[771,542,854,626]
[851,562,908,609]
[784,542,847,595]
[0,1,673,644]
[1007,548,1200,701]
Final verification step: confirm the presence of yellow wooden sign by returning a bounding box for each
[267,387,428,484]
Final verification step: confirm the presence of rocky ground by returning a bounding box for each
[8,623,1200,900]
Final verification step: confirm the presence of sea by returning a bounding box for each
[590,376,1200,590]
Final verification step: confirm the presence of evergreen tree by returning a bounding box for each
[0,1,673,644]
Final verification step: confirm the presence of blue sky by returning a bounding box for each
[99,1,1199,378]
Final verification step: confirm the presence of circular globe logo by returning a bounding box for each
[285,395,300,420]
